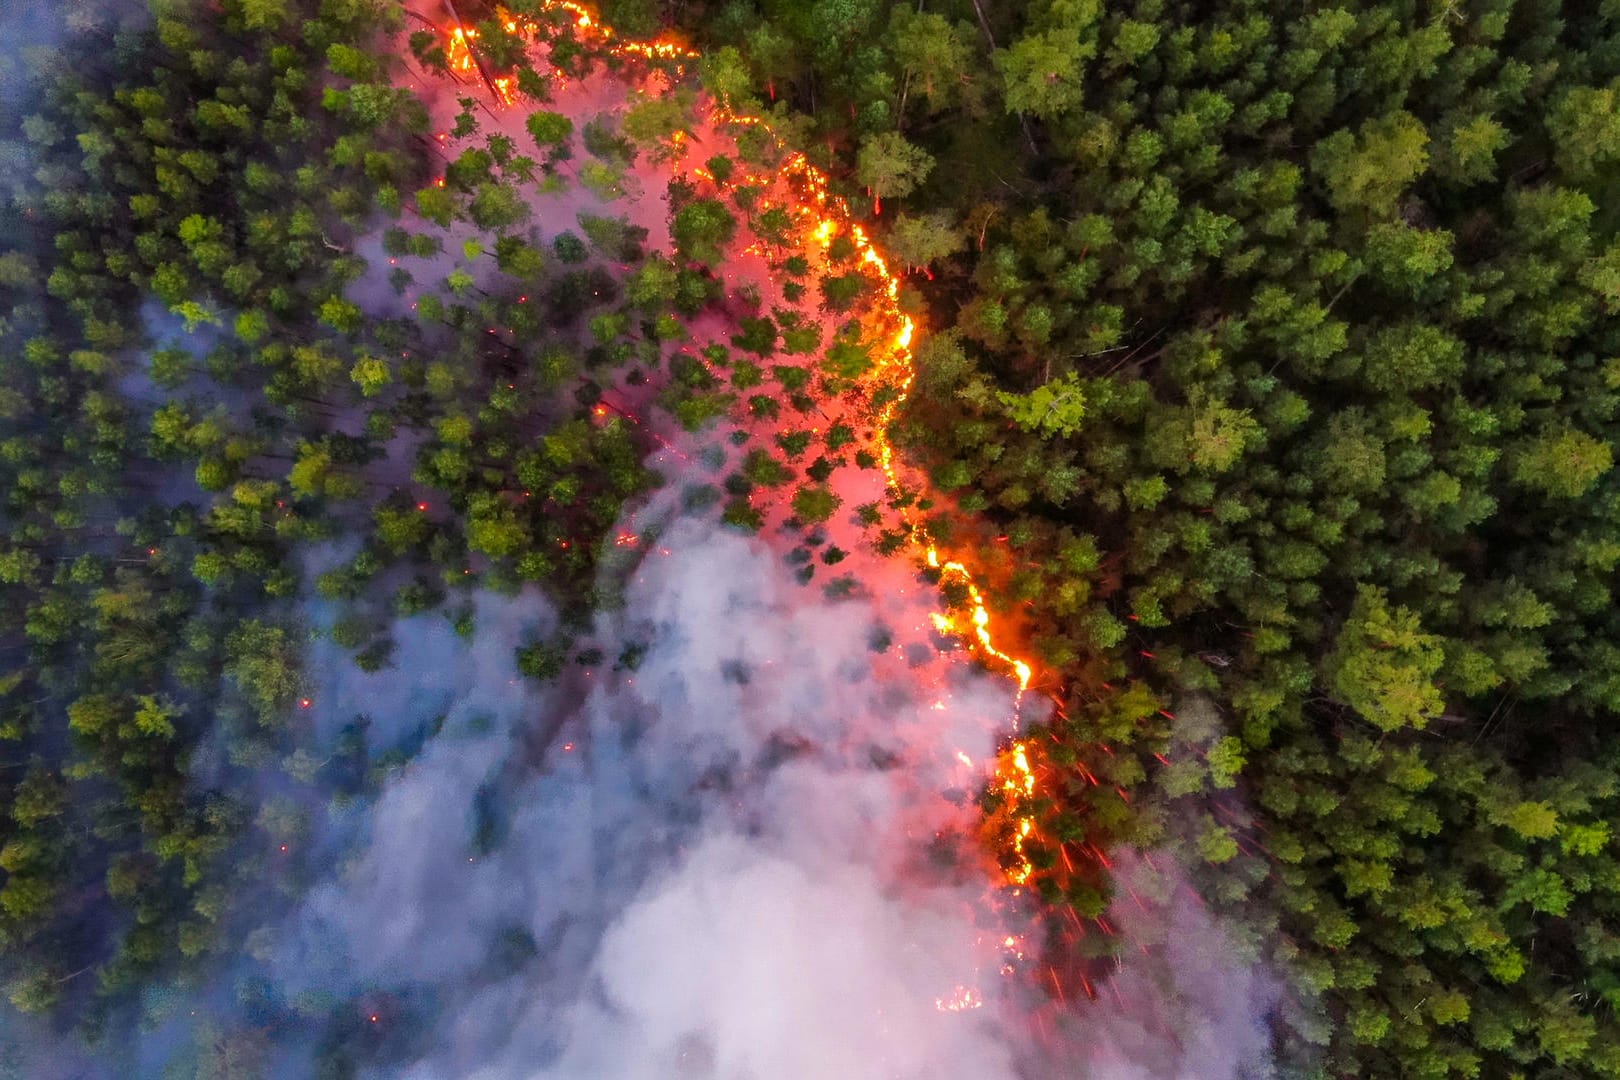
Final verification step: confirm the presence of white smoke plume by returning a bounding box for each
[243,479,1040,1078]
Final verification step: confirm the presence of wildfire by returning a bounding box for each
[434,0,1046,893]
[810,211,1041,889]
[924,550,1033,693]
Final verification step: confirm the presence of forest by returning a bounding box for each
[2,0,1620,1076]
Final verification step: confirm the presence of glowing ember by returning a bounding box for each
[933,985,984,1012]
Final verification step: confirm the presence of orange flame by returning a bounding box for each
[441,11,542,105]
[1001,742,1037,885]
[446,26,478,75]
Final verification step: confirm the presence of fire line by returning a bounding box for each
[433,0,1045,891]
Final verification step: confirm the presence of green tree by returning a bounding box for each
[1325,586,1446,731]
[1311,112,1430,216]
[621,89,696,162]
[997,372,1086,438]
[224,620,302,726]
[996,26,1096,119]
[855,131,933,214]
[671,198,737,266]
[1510,426,1613,498]
[349,353,391,397]
[889,9,976,115]
[887,211,965,271]
[1546,84,1620,183]
[791,484,841,524]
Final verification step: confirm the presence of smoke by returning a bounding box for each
[230,488,1039,1078]
[0,0,150,230]
[1054,853,1282,1080]
[0,0,148,116]
[527,838,1020,1080]
[90,472,1284,1079]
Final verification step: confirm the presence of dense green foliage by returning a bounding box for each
[654,0,1620,1073]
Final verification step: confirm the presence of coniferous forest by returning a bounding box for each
[4,0,1620,1076]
